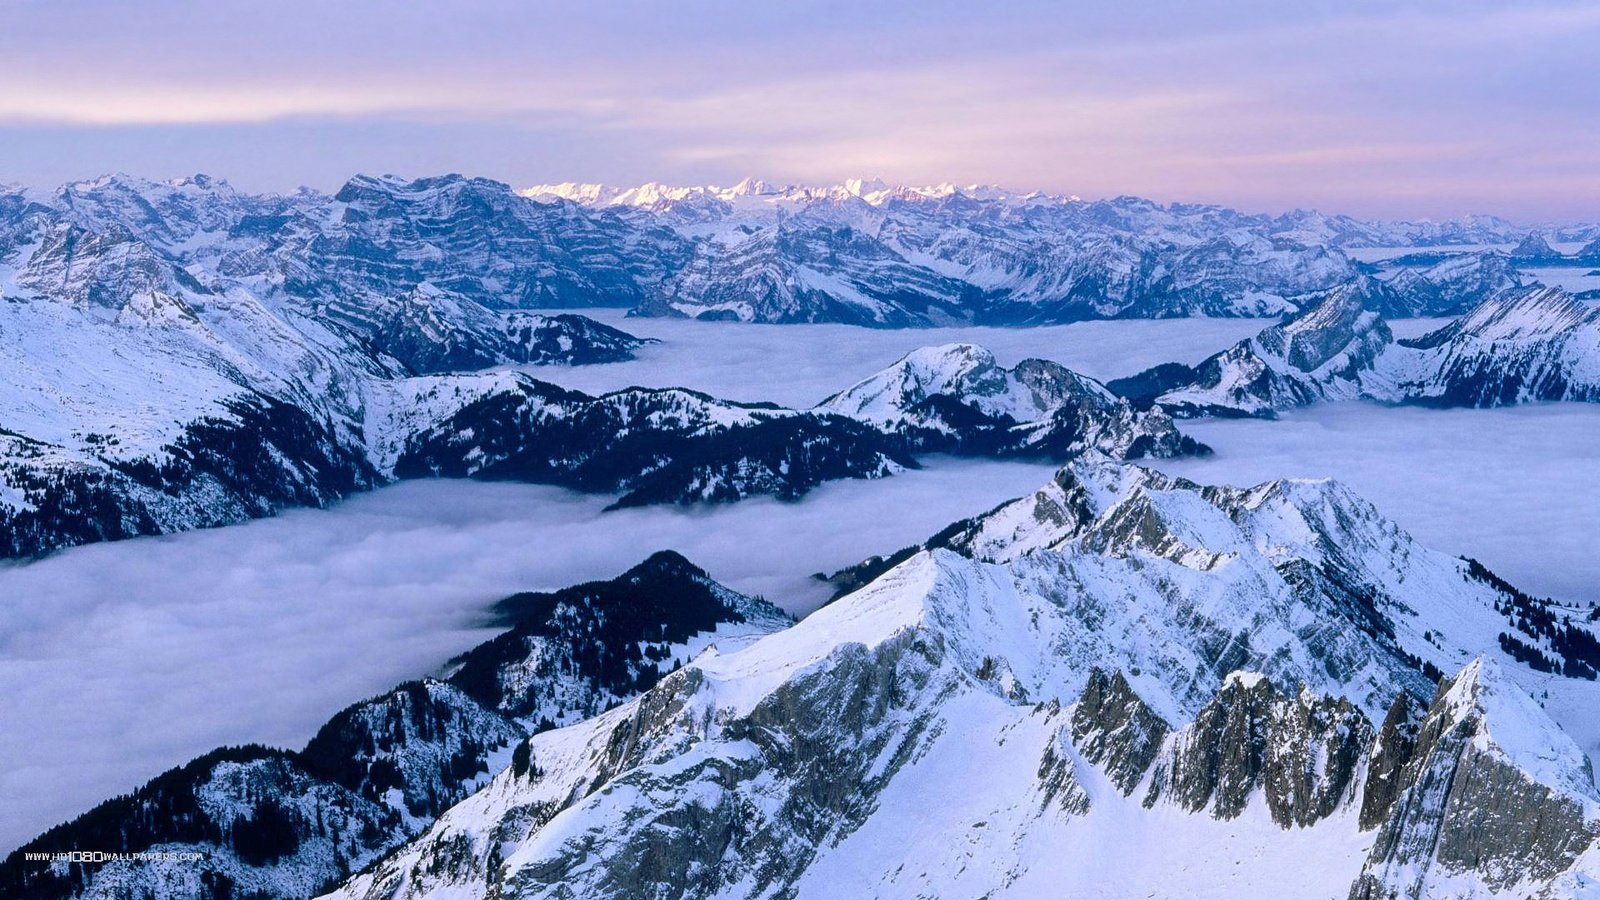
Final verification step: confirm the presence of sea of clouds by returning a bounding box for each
[532,309,1273,406]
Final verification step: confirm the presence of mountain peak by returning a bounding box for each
[1510,231,1562,260]
[1437,657,1599,802]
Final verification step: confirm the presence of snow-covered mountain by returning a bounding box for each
[387,377,920,508]
[1394,286,1600,406]
[1509,233,1566,264]
[11,459,1597,899]
[1106,284,1397,418]
[1111,284,1600,416]
[817,343,1205,459]
[0,174,687,558]
[9,170,1600,899]
[1,553,791,900]
[387,345,1209,508]
[2,169,1593,554]
[521,179,1561,250]
[1375,249,1530,317]
[317,457,1600,900]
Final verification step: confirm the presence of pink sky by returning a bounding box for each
[2,0,1597,220]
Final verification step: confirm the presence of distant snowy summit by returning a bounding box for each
[521,177,1068,212]
[521,175,1597,325]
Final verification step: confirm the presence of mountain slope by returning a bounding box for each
[390,377,919,507]
[1107,284,1395,418]
[1392,286,1600,406]
[324,459,1600,900]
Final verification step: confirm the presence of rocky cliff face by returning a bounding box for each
[1144,673,1373,827]
[1350,659,1600,900]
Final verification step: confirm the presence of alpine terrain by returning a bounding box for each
[4,170,1600,900]
[298,457,1600,900]
[1109,284,1600,417]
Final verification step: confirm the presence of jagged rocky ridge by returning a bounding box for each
[1,552,790,900]
[1110,284,1600,417]
[389,344,1205,508]
[318,458,1600,900]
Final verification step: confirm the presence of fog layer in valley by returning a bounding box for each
[532,310,1274,406]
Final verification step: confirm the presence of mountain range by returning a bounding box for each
[4,172,1250,558]
[5,173,1599,562]
[17,457,1595,898]
[526,177,1599,324]
[5,172,1600,898]
[1108,284,1600,417]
